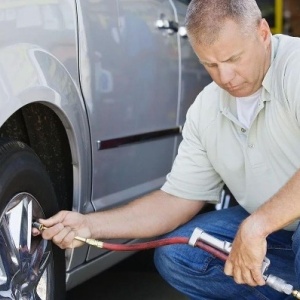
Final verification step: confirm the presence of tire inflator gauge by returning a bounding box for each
[32,222,300,299]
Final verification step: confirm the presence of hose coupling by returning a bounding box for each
[32,221,104,248]
[292,290,300,299]
[75,236,104,248]
[32,222,46,231]
[264,274,293,295]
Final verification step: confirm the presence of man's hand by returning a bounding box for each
[32,210,91,249]
[224,217,267,287]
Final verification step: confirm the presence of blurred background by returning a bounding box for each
[258,0,300,37]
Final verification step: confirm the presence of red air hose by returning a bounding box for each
[102,237,228,262]
[32,222,228,261]
[31,222,300,298]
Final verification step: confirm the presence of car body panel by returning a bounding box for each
[0,0,212,292]
[76,0,181,217]
[0,0,93,276]
[0,1,91,216]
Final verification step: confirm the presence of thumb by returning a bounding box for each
[39,210,69,228]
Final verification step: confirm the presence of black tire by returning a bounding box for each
[0,140,65,300]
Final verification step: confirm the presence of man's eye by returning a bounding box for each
[230,56,240,62]
[206,63,217,68]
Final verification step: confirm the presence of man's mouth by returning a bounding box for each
[227,85,240,91]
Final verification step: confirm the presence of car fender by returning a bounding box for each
[0,43,92,213]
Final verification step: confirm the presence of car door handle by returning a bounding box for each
[178,26,188,38]
[156,19,178,34]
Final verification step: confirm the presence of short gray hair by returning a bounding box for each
[185,0,262,45]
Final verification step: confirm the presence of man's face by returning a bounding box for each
[191,19,271,97]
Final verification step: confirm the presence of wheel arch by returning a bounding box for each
[0,103,73,211]
[0,44,92,214]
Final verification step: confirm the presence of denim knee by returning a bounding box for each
[292,225,300,252]
[154,243,218,299]
[154,244,191,286]
[153,207,296,299]
[154,244,183,294]
[154,243,278,300]
[153,245,173,282]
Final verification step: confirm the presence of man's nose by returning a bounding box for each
[218,65,235,85]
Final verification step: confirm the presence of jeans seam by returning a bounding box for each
[267,245,292,250]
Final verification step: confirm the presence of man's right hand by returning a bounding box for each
[33,210,92,249]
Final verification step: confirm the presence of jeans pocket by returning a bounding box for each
[173,247,220,275]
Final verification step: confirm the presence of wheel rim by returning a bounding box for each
[0,193,53,300]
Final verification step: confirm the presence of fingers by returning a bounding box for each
[223,219,268,288]
[31,228,41,236]
[251,268,265,286]
[48,224,77,249]
[224,260,233,277]
[35,210,85,249]
[40,222,83,249]
[31,211,68,237]
[41,222,64,240]
[38,210,69,227]
[224,260,265,287]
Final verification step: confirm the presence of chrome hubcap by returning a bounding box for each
[0,193,52,299]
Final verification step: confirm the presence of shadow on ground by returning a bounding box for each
[67,249,188,300]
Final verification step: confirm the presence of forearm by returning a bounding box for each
[86,190,205,239]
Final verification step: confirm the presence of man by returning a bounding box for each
[37,0,300,299]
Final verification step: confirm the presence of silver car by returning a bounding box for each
[0,0,210,299]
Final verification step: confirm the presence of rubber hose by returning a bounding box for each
[102,237,228,262]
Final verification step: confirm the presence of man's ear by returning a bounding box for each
[258,18,271,46]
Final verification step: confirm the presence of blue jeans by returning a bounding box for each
[154,206,300,300]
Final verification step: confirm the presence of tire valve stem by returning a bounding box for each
[32,222,104,248]
[32,222,46,232]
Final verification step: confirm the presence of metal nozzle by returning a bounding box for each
[265,274,294,295]
[292,290,300,299]
[188,227,232,253]
[75,236,104,248]
[32,221,46,232]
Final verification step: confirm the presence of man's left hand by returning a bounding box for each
[224,218,267,287]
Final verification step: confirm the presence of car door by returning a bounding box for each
[172,0,212,126]
[76,0,180,226]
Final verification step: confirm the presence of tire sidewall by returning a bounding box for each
[0,141,66,300]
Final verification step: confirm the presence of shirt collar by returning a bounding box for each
[262,35,278,97]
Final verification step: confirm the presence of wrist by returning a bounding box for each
[241,214,270,239]
[84,213,96,238]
